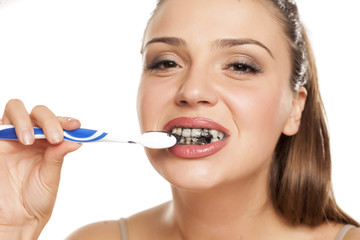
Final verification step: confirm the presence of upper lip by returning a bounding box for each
[163,117,230,136]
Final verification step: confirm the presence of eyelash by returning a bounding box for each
[145,60,179,70]
[145,59,262,75]
[224,62,262,75]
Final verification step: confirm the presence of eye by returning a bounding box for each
[225,62,261,75]
[146,60,180,70]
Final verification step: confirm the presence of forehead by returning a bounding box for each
[145,0,287,54]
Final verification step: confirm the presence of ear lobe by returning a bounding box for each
[282,87,307,136]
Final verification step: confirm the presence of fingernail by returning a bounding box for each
[22,129,34,145]
[67,117,78,121]
[50,129,63,143]
[59,117,78,122]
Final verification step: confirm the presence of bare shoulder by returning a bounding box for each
[344,227,360,240]
[128,201,170,223]
[65,220,122,240]
[310,222,359,240]
[126,201,172,239]
[64,202,171,240]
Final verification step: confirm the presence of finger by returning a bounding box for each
[40,141,82,192]
[30,105,64,145]
[57,117,81,130]
[2,99,35,145]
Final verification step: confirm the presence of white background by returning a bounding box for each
[0,0,359,239]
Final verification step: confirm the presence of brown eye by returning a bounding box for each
[162,61,178,69]
[225,62,261,74]
[146,60,179,70]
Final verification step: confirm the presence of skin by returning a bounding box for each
[138,0,297,192]
[0,0,359,239]
[0,100,81,239]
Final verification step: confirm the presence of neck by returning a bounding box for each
[168,168,286,240]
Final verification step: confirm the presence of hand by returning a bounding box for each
[0,99,81,239]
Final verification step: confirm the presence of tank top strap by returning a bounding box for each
[118,219,356,240]
[118,218,129,240]
[336,224,356,240]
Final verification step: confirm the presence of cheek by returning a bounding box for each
[221,83,292,162]
[224,84,291,135]
[210,84,292,181]
[137,76,175,132]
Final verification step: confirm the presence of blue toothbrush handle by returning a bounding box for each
[0,125,108,143]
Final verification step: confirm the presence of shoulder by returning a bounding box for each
[65,220,122,240]
[64,201,171,240]
[126,201,171,230]
[344,227,360,240]
[310,222,360,240]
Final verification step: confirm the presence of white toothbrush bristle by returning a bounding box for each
[139,131,177,149]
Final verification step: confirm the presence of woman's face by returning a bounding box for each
[137,0,300,190]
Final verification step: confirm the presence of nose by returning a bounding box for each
[175,68,218,107]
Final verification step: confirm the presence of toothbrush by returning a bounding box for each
[0,125,177,149]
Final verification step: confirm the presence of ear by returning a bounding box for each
[282,86,307,136]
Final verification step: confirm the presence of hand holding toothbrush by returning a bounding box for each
[0,99,176,239]
[0,99,82,239]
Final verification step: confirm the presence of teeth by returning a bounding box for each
[201,128,211,137]
[209,129,218,139]
[171,127,182,136]
[182,128,191,138]
[171,127,226,145]
[176,128,182,135]
[191,128,202,137]
[218,132,224,140]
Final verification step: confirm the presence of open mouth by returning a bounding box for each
[164,117,229,158]
[171,127,226,145]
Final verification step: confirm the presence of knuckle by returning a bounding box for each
[30,105,50,115]
[5,99,23,109]
[4,99,26,118]
[30,105,61,129]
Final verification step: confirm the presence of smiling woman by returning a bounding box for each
[0,0,359,240]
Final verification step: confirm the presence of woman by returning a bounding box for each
[0,0,359,239]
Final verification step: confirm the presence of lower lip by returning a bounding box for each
[168,139,228,159]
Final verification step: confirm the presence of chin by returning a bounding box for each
[146,148,225,191]
[169,170,222,192]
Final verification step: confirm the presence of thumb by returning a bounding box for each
[40,141,82,191]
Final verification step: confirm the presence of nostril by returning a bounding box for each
[179,100,188,105]
[177,100,210,106]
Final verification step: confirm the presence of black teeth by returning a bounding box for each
[174,134,182,142]
[171,127,225,145]
[173,135,214,145]
[201,131,211,138]
[204,136,212,144]
[188,136,212,145]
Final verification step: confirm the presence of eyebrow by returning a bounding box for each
[142,37,187,53]
[212,38,274,58]
[142,37,274,59]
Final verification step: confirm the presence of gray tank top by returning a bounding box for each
[336,224,356,240]
[118,218,356,240]
[119,218,129,240]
